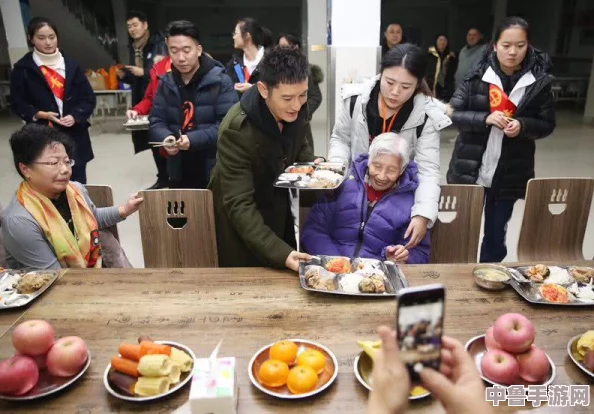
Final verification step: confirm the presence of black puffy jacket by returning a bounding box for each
[447,47,556,199]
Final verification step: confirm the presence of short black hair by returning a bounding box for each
[166,20,200,43]
[258,46,309,88]
[27,17,59,45]
[279,33,302,49]
[126,10,148,23]
[10,124,75,179]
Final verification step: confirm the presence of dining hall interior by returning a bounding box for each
[0,0,593,411]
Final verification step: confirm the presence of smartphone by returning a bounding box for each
[396,284,445,382]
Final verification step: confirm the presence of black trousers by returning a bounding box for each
[479,188,517,263]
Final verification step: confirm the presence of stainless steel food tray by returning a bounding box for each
[299,256,409,297]
[0,270,60,310]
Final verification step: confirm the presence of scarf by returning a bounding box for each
[133,30,150,68]
[32,49,66,116]
[17,181,102,268]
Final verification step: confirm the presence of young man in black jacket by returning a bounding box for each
[118,10,168,189]
[150,20,237,189]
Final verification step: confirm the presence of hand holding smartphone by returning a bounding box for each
[396,284,445,382]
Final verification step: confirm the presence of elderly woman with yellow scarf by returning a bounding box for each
[1,124,143,270]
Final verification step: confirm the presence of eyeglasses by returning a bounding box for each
[34,159,76,168]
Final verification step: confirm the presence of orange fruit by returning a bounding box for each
[286,365,318,394]
[270,340,298,365]
[258,359,289,387]
[296,349,326,374]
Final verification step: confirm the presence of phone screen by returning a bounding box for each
[397,285,445,382]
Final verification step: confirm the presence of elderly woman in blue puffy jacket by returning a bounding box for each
[301,132,431,264]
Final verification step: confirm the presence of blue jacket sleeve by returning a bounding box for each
[69,64,96,124]
[300,195,343,256]
[10,67,38,122]
[186,74,238,151]
[149,81,175,142]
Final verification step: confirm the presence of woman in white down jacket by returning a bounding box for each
[328,44,452,248]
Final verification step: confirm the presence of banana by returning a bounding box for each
[577,330,594,356]
[134,376,170,397]
[138,354,172,377]
[170,347,193,372]
[168,363,181,385]
[357,340,382,361]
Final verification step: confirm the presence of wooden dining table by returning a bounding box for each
[0,263,593,413]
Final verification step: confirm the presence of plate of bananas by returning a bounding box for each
[103,337,196,402]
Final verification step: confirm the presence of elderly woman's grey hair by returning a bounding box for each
[368,132,410,171]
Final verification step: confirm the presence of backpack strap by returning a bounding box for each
[416,114,428,138]
[349,95,358,118]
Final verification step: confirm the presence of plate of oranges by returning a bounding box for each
[248,339,338,399]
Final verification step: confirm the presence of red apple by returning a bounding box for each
[12,320,55,356]
[516,345,550,383]
[481,349,520,385]
[15,351,47,370]
[0,355,39,396]
[493,313,535,354]
[46,336,88,377]
[485,326,501,350]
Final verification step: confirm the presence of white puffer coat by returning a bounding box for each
[328,75,452,225]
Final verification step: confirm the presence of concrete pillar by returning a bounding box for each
[306,0,329,155]
[112,0,129,64]
[327,0,381,139]
[0,0,29,66]
[584,53,594,123]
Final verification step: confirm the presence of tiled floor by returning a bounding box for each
[0,111,593,267]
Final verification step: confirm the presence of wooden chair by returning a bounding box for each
[85,185,119,241]
[138,189,218,268]
[430,185,484,264]
[517,178,594,261]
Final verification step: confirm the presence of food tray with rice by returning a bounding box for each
[506,264,594,306]
[0,269,60,309]
[274,162,348,190]
[299,256,408,297]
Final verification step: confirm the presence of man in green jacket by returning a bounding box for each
[209,46,320,271]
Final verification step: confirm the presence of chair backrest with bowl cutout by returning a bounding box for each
[138,189,218,268]
[518,178,594,262]
[430,185,484,264]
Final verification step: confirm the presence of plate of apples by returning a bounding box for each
[465,313,556,388]
[568,330,594,379]
[0,319,90,400]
